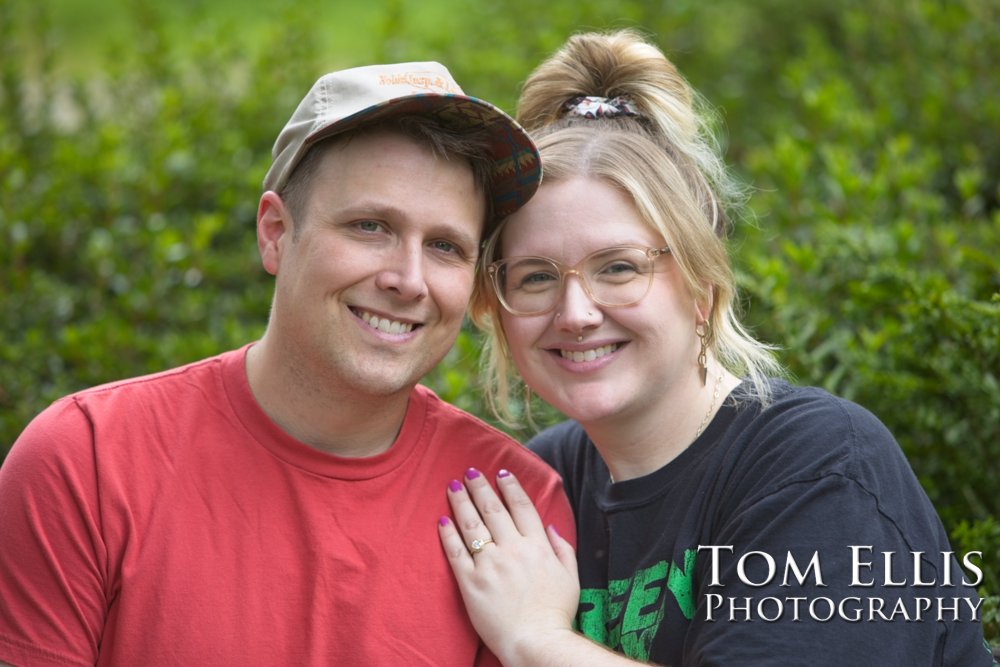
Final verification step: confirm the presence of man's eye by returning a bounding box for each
[431,240,458,254]
[356,220,383,233]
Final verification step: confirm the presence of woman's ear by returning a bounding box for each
[695,283,716,325]
[257,191,291,276]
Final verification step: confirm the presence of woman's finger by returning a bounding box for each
[454,468,520,544]
[437,473,581,660]
[494,469,548,539]
[547,524,579,577]
[437,515,475,575]
[442,480,494,555]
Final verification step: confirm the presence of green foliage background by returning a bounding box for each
[2,0,997,646]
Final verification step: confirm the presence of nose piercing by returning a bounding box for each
[587,311,593,317]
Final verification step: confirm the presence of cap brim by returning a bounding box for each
[304,93,540,220]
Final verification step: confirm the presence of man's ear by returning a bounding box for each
[257,191,292,276]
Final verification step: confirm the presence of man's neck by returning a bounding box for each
[244,341,412,458]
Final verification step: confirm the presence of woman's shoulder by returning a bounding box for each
[526,420,603,495]
[527,420,590,464]
[753,380,894,447]
[729,379,909,493]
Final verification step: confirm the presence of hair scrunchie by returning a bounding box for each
[563,95,639,119]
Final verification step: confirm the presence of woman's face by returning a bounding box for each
[498,176,704,426]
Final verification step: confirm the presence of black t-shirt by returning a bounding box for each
[529,380,995,666]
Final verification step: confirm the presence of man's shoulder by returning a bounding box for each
[24,348,243,439]
[414,384,518,445]
[414,385,560,478]
[10,348,243,472]
[72,348,240,402]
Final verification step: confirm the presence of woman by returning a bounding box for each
[437,30,994,666]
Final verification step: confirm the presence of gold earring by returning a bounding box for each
[697,320,711,386]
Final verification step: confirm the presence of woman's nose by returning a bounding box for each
[555,274,602,332]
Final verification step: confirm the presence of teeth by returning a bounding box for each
[560,343,619,363]
[358,310,414,334]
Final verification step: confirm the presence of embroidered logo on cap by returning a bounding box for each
[378,71,461,94]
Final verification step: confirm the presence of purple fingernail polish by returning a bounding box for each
[439,516,450,527]
[465,468,481,480]
[448,480,462,493]
[497,469,511,478]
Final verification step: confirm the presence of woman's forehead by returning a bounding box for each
[500,178,663,259]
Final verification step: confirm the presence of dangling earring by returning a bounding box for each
[697,320,711,386]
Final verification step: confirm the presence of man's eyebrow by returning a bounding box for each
[333,201,406,220]
[336,202,481,250]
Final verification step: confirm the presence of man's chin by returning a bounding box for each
[346,361,438,399]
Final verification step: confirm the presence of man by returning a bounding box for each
[0,62,573,666]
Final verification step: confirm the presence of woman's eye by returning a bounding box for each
[518,271,558,290]
[602,261,639,275]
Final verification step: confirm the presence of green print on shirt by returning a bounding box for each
[577,548,696,660]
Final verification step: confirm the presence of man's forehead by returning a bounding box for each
[313,128,488,225]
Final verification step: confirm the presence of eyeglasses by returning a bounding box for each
[487,245,671,316]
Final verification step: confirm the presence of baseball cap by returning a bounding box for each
[263,61,541,218]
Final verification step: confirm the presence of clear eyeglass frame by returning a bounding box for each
[487,244,671,317]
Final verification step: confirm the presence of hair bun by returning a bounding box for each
[517,30,741,234]
[517,30,695,141]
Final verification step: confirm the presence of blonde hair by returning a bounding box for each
[471,30,782,424]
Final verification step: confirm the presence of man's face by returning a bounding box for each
[262,129,486,399]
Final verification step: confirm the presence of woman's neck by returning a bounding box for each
[582,367,742,483]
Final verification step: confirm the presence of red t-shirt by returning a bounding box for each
[0,345,574,666]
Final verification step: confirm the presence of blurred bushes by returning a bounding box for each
[2,0,997,637]
[1,3,323,446]
[727,0,1000,602]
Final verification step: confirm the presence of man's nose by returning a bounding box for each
[374,244,428,301]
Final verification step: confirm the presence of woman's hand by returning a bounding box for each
[438,468,580,664]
